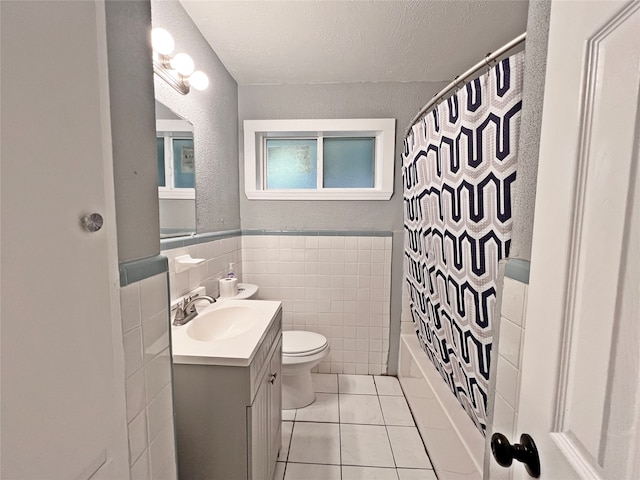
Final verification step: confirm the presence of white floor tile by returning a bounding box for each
[284,462,341,480]
[339,374,377,394]
[282,409,296,421]
[397,468,437,480]
[295,393,339,423]
[387,426,432,469]
[379,396,415,426]
[311,373,338,393]
[288,422,341,465]
[374,376,404,396]
[339,394,384,425]
[272,462,286,480]
[340,424,395,468]
[342,465,399,480]
[279,421,293,462]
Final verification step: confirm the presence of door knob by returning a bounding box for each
[269,373,278,384]
[491,432,540,478]
[81,213,104,232]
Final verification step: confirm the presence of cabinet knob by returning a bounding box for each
[269,373,278,384]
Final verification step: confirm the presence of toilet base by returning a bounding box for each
[282,371,316,410]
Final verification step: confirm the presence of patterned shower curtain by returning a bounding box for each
[402,52,524,434]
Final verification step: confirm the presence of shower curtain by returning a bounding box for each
[402,52,524,434]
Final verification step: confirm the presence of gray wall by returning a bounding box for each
[151,0,240,235]
[510,0,551,261]
[238,81,447,373]
[105,0,160,262]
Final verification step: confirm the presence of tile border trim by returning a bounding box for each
[160,229,393,251]
[241,229,392,237]
[504,258,530,284]
[119,254,168,287]
[160,229,242,250]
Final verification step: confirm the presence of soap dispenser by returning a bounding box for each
[226,262,235,279]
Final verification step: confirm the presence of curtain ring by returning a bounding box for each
[484,53,494,72]
[453,75,462,91]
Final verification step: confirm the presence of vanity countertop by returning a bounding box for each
[171,299,282,367]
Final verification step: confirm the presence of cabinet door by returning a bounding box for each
[249,372,269,480]
[268,338,283,477]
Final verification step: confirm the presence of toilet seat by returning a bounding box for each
[283,331,328,357]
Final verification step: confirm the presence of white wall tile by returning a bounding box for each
[128,411,148,465]
[498,317,522,368]
[120,283,142,333]
[496,356,519,409]
[149,421,176,480]
[492,392,515,439]
[501,277,526,326]
[145,348,172,402]
[147,384,174,443]
[123,327,143,378]
[126,368,147,422]
[130,451,151,480]
[139,274,169,320]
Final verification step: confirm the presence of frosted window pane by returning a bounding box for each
[157,138,166,187]
[172,138,195,188]
[323,138,375,188]
[266,139,317,189]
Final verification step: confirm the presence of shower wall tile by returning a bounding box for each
[500,277,526,326]
[243,234,392,374]
[119,272,177,480]
[491,275,528,480]
[494,278,528,411]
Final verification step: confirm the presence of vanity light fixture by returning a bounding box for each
[151,28,209,95]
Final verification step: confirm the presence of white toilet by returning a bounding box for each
[226,284,330,409]
[281,330,330,409]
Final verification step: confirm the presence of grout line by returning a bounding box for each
[337,374,343,479]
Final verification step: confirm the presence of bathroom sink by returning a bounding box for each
[187,306,258,341]
[171,299,282,367]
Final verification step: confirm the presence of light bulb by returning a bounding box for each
[170,53,195,76]
[188,71,209,91]
[151,28,174,56]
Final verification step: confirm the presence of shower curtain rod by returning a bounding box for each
[404,32,527,137]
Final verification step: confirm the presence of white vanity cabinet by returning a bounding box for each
[173,307,282,480]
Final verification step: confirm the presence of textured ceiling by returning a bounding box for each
[179,0,529,86]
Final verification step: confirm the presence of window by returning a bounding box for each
[244,119,395,200]
[156,119,195,199]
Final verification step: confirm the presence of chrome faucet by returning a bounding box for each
[173,294,216,326]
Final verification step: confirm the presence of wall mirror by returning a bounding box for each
[156,100,196,238]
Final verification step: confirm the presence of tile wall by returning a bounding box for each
[163,235,243,303]
[241,234,392,375]
[119,272,177,480]
[489,276,528,480]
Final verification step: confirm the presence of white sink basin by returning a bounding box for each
[171,299,282,367]
[187,306,258,341]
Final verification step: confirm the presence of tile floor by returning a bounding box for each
[273,374,437,480]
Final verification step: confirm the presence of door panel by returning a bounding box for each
[510,1,640,479]
[0,1,126,478]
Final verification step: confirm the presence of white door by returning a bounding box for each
[499,1,640,479]
[1,1,128,478]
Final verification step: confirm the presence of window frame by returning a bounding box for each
[157,119,195,200]
[244,118,396,200]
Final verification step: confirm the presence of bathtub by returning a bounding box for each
[398,333,485,480]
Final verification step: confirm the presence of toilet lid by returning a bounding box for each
[282,331,328,356]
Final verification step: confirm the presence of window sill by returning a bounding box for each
[245,189,392,200]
